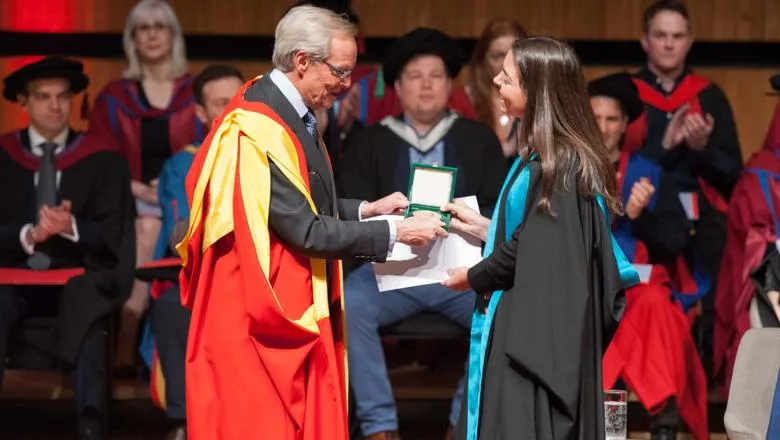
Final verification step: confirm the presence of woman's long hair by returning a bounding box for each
[468,19,527,127]
[512,37,622,215]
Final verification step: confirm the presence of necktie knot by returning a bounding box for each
[40,142,57,157]
[303,111,318,137]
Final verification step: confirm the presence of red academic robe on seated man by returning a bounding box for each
[604,149,708,440]
[715,102,780,399]
[177,73,393,440]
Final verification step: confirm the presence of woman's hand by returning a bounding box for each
[131,180,159,205]
[441,267,471,292]
[441,200,490,242]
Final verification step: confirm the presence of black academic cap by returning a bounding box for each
[382,27,465,86]
[292,0,359,24]
[587,72,644,123]
[2,56,89,103]
[770,74,780,93]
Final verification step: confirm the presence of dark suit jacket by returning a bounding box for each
[338,116,508,218]
[243,75,390,263]
[0,128,135,363]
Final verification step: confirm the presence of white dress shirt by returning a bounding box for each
[267,69,397,249]
[19,126,80,255]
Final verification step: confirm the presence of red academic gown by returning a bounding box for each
[88,76,203,182]
[625,73,730,215]
[604,149,709,440]
[177,82,348,440]
[714,102,780,398]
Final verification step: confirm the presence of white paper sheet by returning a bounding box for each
[365,196,484,292]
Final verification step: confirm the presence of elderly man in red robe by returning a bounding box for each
[177,5,448,440]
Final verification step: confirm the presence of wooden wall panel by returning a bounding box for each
[3,0,780,41]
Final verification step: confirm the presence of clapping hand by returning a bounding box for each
[662,104,714,151]
[337,85,361,133]
[662,105,690,150]
[38,200,74,236]
[625,178,655,220]
[682,112,714,151]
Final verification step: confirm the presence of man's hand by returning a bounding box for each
[395,215,448,247]
[362,192,409,218]
[625,178,655,220]
[662,104,690,150]
[682,113,714,151]
[38,200,74,236]
[337,85,361,133]
[26,224,52,246]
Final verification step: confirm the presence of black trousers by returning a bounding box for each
[150,285,190,421]
[693,196,727,377]
[0,284,107,418]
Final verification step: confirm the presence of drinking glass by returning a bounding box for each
[604,389,627,440]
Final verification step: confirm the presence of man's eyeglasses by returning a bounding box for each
[322,60,352,81]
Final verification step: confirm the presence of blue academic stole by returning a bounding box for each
[464,155,638,439]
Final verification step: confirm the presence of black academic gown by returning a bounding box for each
[0,129,134,363]
[338,115,508,218]
[459,161,627,440]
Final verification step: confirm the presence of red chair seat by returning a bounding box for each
[0,268,85,286]
[135,257,182,283]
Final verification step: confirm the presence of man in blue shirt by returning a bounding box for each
[144,64,244,440]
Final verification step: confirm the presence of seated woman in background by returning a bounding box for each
[449,18,526,160]
[88,0,203,375]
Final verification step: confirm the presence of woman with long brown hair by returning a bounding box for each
[441,36,639,439]
[450,19,526,158]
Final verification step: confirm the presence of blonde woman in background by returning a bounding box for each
[89,0,203,375]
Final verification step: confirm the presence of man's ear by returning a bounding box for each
[640,34,649,53]
[293,51,311,76]
[195,104,208,125]
[17,94,29,111]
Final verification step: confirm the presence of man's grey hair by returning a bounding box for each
[272,5,357,72]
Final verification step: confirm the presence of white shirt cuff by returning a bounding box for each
[386,219,397,254]
[358,201,368,221]
[19,224,35,255]
[58,216,79,242]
